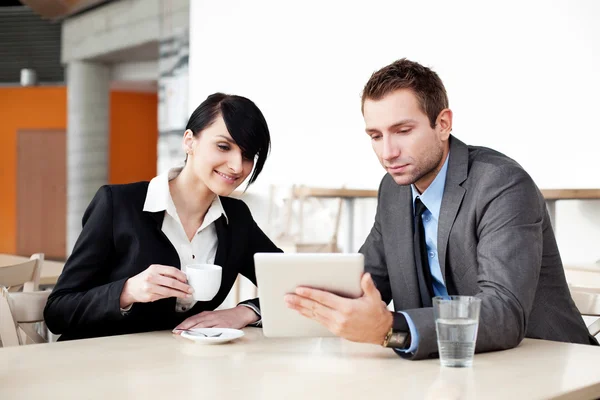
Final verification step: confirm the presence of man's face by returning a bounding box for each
[363,89,451,192]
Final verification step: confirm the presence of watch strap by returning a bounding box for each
[382,312,411,349]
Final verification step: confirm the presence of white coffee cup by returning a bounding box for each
[184,264,222,301]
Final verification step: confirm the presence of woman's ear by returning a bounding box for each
[182,129,195,155]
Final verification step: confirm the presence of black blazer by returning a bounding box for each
[44,182,281,340]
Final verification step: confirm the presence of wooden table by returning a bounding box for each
[1,329,599,399]
[540,189,600,229]
[292,187,378,252]
[0,254,64,286]
[291,187,600,251]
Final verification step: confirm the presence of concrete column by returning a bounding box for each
[66,61,110,255]
[157,28,189,173]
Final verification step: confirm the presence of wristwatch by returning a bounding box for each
[382,327,410,348]
[382,326,410,349]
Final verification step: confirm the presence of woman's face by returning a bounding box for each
[184,116,254,196]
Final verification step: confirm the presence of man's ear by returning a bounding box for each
[436,109,453,140]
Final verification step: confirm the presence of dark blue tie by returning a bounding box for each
[414,198,434,307]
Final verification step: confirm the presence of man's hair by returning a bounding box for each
[361,58,449,128]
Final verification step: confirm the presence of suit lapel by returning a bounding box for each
[391,185,422,309]
[147,210,165,228]
[214,215,229,268]
[438,136,468,283]
[146,210,181,269]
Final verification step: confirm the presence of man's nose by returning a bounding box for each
[382,136,400,161]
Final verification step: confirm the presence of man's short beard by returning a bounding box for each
[410,144,444,186]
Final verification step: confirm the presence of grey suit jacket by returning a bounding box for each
[360,136,597,360]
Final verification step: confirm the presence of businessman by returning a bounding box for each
[285,58,597,359]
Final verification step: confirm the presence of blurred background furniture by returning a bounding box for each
[568,285,600,337]
[540,189,600,229]
[291,186,377,253]
[276,185,344,253]
[272,185,379,253]
[0,253,54,346]
[565,263,600,339]
[0,287,50,346]
[0,253,63,287]
[564,264,600,289]
[0,253,44,292]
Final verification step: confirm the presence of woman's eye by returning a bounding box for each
[217,144,230,151]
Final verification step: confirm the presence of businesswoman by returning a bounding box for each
[44,93,281,340]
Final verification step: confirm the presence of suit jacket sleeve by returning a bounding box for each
[237,203,283,314]
[44,186,130,334]
[403,165,544,359]
[359,177,393,304]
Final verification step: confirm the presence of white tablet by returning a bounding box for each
[254,253,364,337]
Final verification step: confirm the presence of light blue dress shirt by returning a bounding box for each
[398,153,450,353]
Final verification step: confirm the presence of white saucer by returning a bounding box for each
[180,328,244,345]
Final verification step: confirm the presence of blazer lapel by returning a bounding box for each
[147,210,165,228]
[391,185,422,309]
[438,136,468,283]
[214,215,229,268]
[145,210,181,269]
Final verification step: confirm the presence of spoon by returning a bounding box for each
[178,330,223,338]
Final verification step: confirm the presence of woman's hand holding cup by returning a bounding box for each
[120,264,193,308]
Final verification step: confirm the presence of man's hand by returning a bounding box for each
[172,306,259,332]
[284,273,393,345]
[120,264,192,308]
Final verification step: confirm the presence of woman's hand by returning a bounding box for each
[173,306,259,332]
[120,264,193,308]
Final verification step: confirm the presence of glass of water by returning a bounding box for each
[433,296,482,367]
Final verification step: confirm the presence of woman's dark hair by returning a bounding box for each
[185,92,271,185]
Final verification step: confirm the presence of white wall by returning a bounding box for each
[189,0,600,267]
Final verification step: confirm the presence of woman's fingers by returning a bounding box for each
[151,273,193,295]
[149,264,188,283]
[151,282,191,300]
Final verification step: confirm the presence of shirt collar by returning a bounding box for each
[411,152,450,221]
[143,167,228,225]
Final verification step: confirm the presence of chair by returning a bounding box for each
[0,287,50,346]
[0,253,44,292]
[568,285,600,337]
[277,185,343,253]
[0,253,46,346]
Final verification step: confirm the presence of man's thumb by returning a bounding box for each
[361,273,379,297]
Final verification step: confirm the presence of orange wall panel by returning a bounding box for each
[0,87,158,254]
[0,87,67,254]
[109,91,158,185]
